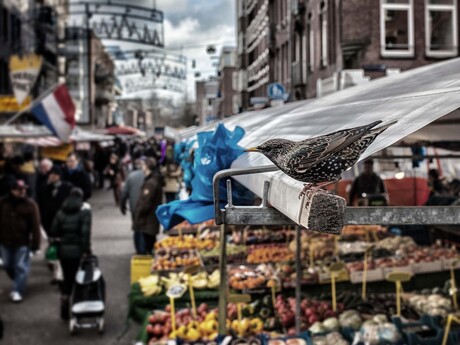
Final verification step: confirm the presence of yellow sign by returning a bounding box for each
[41,144,73,161]
[9,53,43,105]
[0,95,31,112]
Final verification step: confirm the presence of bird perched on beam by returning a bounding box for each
[245,120,396,197]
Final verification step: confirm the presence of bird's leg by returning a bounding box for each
[315,178,342,190]
[298,183,313,199]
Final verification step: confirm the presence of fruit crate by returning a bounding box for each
[131,255,154,284]
[382,265,414,277]
[349,267,384,284]
[392,314,457,345]
[412,260,443,274]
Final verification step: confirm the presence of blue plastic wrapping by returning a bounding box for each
[156,124,254,230]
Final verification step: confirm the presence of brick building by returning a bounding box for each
[237,0,460,108]
[216,47,238,118]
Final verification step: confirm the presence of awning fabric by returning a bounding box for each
[180,58,460,227]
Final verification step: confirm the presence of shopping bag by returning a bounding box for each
[45,244,58,261]
[53,260,63,281]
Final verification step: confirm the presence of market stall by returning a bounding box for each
[131,58,460,345]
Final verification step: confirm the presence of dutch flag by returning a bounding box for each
[32,84,76,142]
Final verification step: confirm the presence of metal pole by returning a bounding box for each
[295,225,301,334]
[217,224,228,336]
[85,3,93,128]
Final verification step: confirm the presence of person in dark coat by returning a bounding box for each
[104,152,125,206]
[133,158,163,253]
[121,158,146,254]
[0,179,41,302]
[62,153,92,201]
[349,159,386,205]
[50,188,91,319]
[37,166,72,236]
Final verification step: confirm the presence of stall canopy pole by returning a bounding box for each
[217,224,228,336]
[295,225,302,334]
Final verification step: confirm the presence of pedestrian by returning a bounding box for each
[94,145,109,189]
[162,161,182,203]
[0,179,41,302]
[428,168,448,197]
[50,187,92,320]
[104,153,125,205]
[0,156,27,198]
[348,159,386,206]
[37,165,72,236]
[133,158,163,254]
[120,158,147,254]
[62,152,92,201]
[35,158,53,201]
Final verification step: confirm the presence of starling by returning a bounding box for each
[245,120,396,195]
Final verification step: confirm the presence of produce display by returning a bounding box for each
[199,244,247,265]
[155,235,216,250]
[247,244,294,264]
[152,248,201,271]
[135,220,460,345]
[228,264,274,290]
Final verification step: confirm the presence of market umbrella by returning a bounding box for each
[105,125,145,136]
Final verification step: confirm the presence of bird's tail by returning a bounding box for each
[371,120,397,135]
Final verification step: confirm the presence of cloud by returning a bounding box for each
[161,0,236,101]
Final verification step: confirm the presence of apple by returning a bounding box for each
[308,315,318,324]
[153,324,163,336]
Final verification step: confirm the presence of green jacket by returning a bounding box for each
[50,195,91,260]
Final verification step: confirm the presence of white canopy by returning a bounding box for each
[182,58,460,227]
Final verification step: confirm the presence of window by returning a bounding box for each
[320,1,328,66]
[380,0,414,57]
[425,0,458,57]
[308,12,315,71]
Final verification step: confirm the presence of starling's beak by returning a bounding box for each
[244,147,259,152]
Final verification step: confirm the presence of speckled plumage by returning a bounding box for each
[249,120,396,185]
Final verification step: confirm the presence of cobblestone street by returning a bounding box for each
[0,191,139,344]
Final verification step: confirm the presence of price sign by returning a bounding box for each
[329,261,345,312]
[166,284,187,299]
[386,271,412,316]
[183,265,201,319]
[228,294,251,304]
[362,245,375,300]
[386,271,412,283]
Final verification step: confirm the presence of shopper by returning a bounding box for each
[35,158,53,201]
[120,158,147,254]
[93,145,109,189]
[37,166,72,236]
[428,168,448,197]
[0,179,41,302]
[133,157,163,254]
[62,152,92,201]
[162,161,182,203]
[50,188,91,320]
[104,152,125,206]
[348,159,386,206]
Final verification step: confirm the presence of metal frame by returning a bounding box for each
[213,166,460,335]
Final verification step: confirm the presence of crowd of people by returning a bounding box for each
[0,138,182,326]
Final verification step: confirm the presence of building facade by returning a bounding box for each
[66,28,116,129]
[217,47,238,118]
[0,0,68,119]
[236,0,460,109]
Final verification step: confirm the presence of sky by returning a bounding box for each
[157,0,236,101]
[68,0,236,102]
